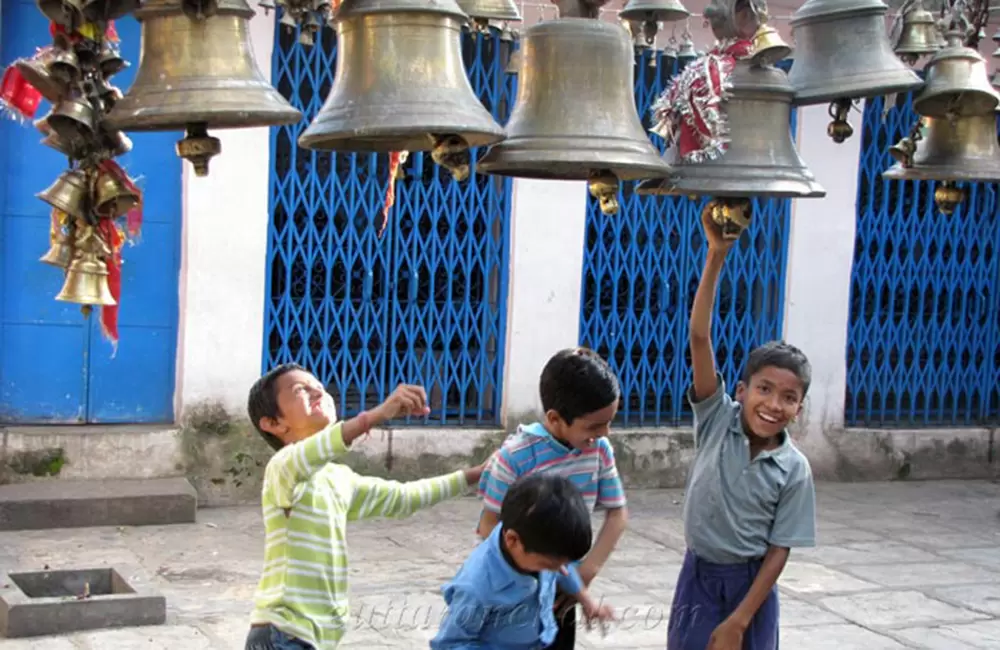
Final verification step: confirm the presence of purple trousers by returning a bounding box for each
[666,550,779,650]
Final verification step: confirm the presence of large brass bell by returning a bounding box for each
[103,0,302,176]
[788,0,922,109]
[619,0,690,46]
[478,18,671,215]
[912,32,1000,119]
[893,0,940,65]
[36,169,90,219]
[882,113,1000,214]
[455,0,521,24]
[637,59,825,200]
[298,0,506,177]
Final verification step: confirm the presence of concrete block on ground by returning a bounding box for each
[0,567,165,638]
[0,478,197,531]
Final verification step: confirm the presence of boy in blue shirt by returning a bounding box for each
[475,347,628,649]
[668,209,817,650]
[431,473,615,649]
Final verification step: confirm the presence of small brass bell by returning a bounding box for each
[637,59,825,199]
[56,254,117,307]
[47,97,97,149]
[299,0,505,168]
[619,0,690,46]
[40,214,76,269]
[505,46,521,74]
[103,0,303,175]
[36,0,85,26]
[455,0,521,24]
[14,56,66,103]
[48,47,81,85]
[103,130,134,157]
[95,173,141,218]
[40,131,87,158]
[882,113,1000,214]
[479,18,671,214]
[893,0,940,65]
[912,32,1000,119]
[749,22,791,67]
[36,169,90,219]
[788,0,922,109]
[99,46,130,78]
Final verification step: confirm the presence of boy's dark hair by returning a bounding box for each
[539,347,620,424]
[500,473,592,561]
[742,340,812,397]
[247,362,305,452]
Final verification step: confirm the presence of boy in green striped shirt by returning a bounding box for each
[243,363,485,650]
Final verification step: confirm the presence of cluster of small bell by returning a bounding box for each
[12,3,142,311]
[787,0,923,143]
[883,21,1000,214]
[102,0,303,176]
[259,0,330,46]
[635,7,825,237]
[619,0,690,47]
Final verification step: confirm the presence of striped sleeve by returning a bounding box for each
[262,422,348,508]
[596,438,626,509]
[478,446,520,513]
[346,470,467,521]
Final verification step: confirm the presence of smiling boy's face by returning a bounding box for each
[260,369,338,444]
[734,365,804,439]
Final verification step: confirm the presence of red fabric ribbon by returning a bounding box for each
[0,65,43,120]
[650,39,755,163]
[97,218,124,347]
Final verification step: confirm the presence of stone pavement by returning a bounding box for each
[0,480,998,649]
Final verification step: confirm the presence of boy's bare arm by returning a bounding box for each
[690,210,736,401]
[477,509,500,539]
[579,507,628,584]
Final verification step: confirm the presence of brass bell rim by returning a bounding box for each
[882,162,1000,183]
[104,91,303,131]
[299,120,506,153]
[789,0,888,26]
[135,0,254,19]
[454,0,522,22]
[334,0,468,22]
[619,8,691,23]
[790,70,924,105]
[478,138,672,182]
[913,91,1000,120]
[637,169,827,198]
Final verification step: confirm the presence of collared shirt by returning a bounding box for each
[249,422,467,649]
[683,375,817,564]
[478,422,627,514]
[430,525,583,649]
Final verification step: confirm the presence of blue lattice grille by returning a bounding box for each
[265,22,515,425]
[580,53,795,427]
[846,93,1000,427]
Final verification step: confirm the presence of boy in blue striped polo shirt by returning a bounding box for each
[668,209,816,650]
[476,347,628,649]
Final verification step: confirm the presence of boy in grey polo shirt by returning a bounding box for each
[667,208,817,650]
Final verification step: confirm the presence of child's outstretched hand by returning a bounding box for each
[373,384,431,422]
[580,593,616,636]
[700,201,738,252]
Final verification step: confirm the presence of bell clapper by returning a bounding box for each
[826,98,856,143]
[934,182,965,214]
[706,197,752,241]
[431,134,472,183]
[176,123,222,177]
[587,172,620,216]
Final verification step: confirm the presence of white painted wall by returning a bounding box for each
[783,105,863,477]
[174,10,276,419]
[501,179,589,425]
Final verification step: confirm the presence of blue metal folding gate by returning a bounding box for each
[579,53,796,427]
[846,93,1000,427]
[264,23,515,425]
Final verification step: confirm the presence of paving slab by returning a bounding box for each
[0,479,997,649]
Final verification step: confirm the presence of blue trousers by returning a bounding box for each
[244,624,314,650]
[666,550,779,650]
